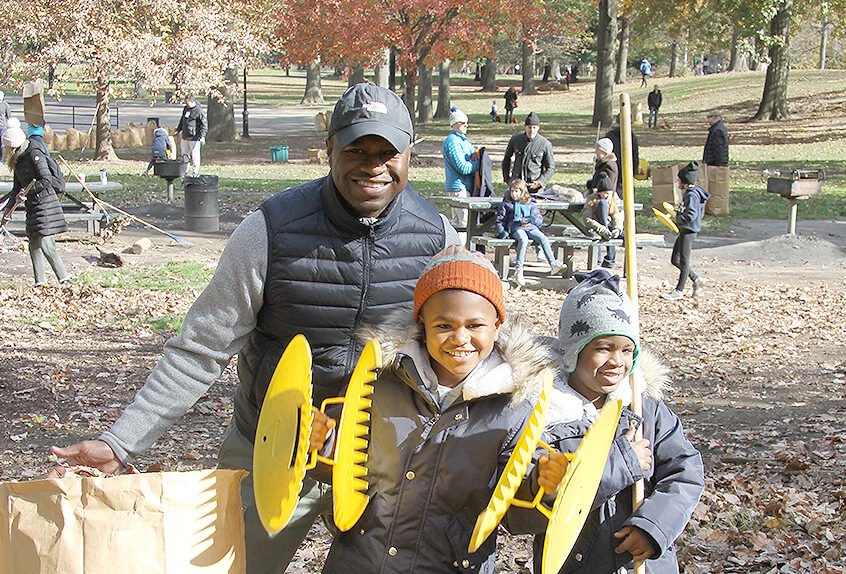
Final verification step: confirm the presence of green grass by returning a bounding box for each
[148,313,185,332]
[76,261,215,291]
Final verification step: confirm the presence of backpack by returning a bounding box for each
[45,153,66,195]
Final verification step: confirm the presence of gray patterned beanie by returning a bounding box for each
[558,269,639,373]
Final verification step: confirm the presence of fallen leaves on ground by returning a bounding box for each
[0,276,843,573]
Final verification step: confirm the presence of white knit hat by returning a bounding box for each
[2,118,25,149]
[449,107,468,126]
[595,138,613,155]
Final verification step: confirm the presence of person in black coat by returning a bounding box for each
[504,86,518,124]
[1,120,69,286]
[647,86,662,128]
[702,109,729,166]
[174,95,207,177]
[604,115,639,197]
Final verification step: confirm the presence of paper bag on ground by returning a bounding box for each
[23,80,46,127]
[0,469,248,574]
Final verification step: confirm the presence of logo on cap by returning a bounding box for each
[363,101,388,115]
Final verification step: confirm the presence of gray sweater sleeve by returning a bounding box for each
[100,210,268,464]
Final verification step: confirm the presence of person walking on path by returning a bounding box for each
[174,95,206,177]
[1,118,70,287]
[504,86,518,124]
[639,57,652,87]
[48,83,460,574]
[502,112,555,194]
[661,161,709,300]
[647,86,662,128]
[442,106,478,236]
[703,109,729,167]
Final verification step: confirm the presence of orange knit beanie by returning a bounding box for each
[413,244,505,323]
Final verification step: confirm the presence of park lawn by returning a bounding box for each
[35,67,846,233]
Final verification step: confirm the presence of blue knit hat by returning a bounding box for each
[557,269,639,373]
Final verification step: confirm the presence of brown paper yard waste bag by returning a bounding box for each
[0,469,248,574]
[23,80,46,127]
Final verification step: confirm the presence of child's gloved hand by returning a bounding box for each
[521,216,532,225]
[614,525,655,562]
[625,421,652,471]
[598,227,613,241]
[537,451,569,495]
[309,408,336,452]
[611,228,623,239]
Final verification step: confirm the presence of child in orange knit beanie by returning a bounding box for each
[316,244,568,573]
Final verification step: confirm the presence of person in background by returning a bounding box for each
[442,106,478,238]
[48,83,460,574]
[639,57,652,87]
[0,91,12,142]
[490,100,499,122]
[504,86,518,124]
[1,118,70,287]
[583,138,622,268]
[174,95,206,177]
[647,86,662,128]
[604,114,639,198]
[502,111,555,194]
[537,269,705,572]
[661,161,709,301]
[495,178,566,286]
[702,109,728,167]
[142,125,173,176]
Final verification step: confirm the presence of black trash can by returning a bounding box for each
[183,175,219,232]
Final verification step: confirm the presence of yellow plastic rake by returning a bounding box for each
[253,336,381,534]
[652,203,679,233]
[534,399,623,574]
[468,369,553,553]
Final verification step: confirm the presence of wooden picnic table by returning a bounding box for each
[1,181,123,234]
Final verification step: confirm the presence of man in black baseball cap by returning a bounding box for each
[48,82,458,574]
[326,83,417,218]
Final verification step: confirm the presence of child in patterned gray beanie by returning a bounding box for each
[557,268,639,377]
[537,267,704,572]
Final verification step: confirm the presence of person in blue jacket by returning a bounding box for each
[442,107,478,235]
[495,178,566,286]
[538,269,705,573]
[661,161,710,300]
[142,126,173,175]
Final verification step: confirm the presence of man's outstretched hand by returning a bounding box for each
[47,440,123,478]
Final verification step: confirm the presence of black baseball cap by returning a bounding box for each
[328,83,413,153]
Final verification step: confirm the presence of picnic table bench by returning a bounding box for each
[472,233,666,279]
[1,181,122,234]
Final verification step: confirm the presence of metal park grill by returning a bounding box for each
[153,159,187,203]
[766,169,824,235]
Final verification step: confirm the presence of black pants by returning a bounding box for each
[671,230,698,291]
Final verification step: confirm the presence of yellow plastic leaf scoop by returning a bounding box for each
[253,334,314,534]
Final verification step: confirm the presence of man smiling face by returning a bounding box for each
[327,134,410,218]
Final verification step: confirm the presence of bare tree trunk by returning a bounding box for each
[819,18,829,69]
[373,48,390,87]
[615,12,630,84]
[94,78,118,161]
[301,59,324,104]
[389,49,397,91]
[592,0,617,127]
[402,67,416,121]
[435,60,451,119]
[207,69,236,142]
[752,0,792,121]
[521,41,537,94]
[481,57,497,91]
[348,67,366,87]
[669,41,678,77]
[417,62,433,124]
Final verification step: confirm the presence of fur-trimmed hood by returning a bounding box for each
[360,310,556,406]
[547,346,671,426]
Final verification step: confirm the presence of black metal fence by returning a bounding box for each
[38,103,121,132]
